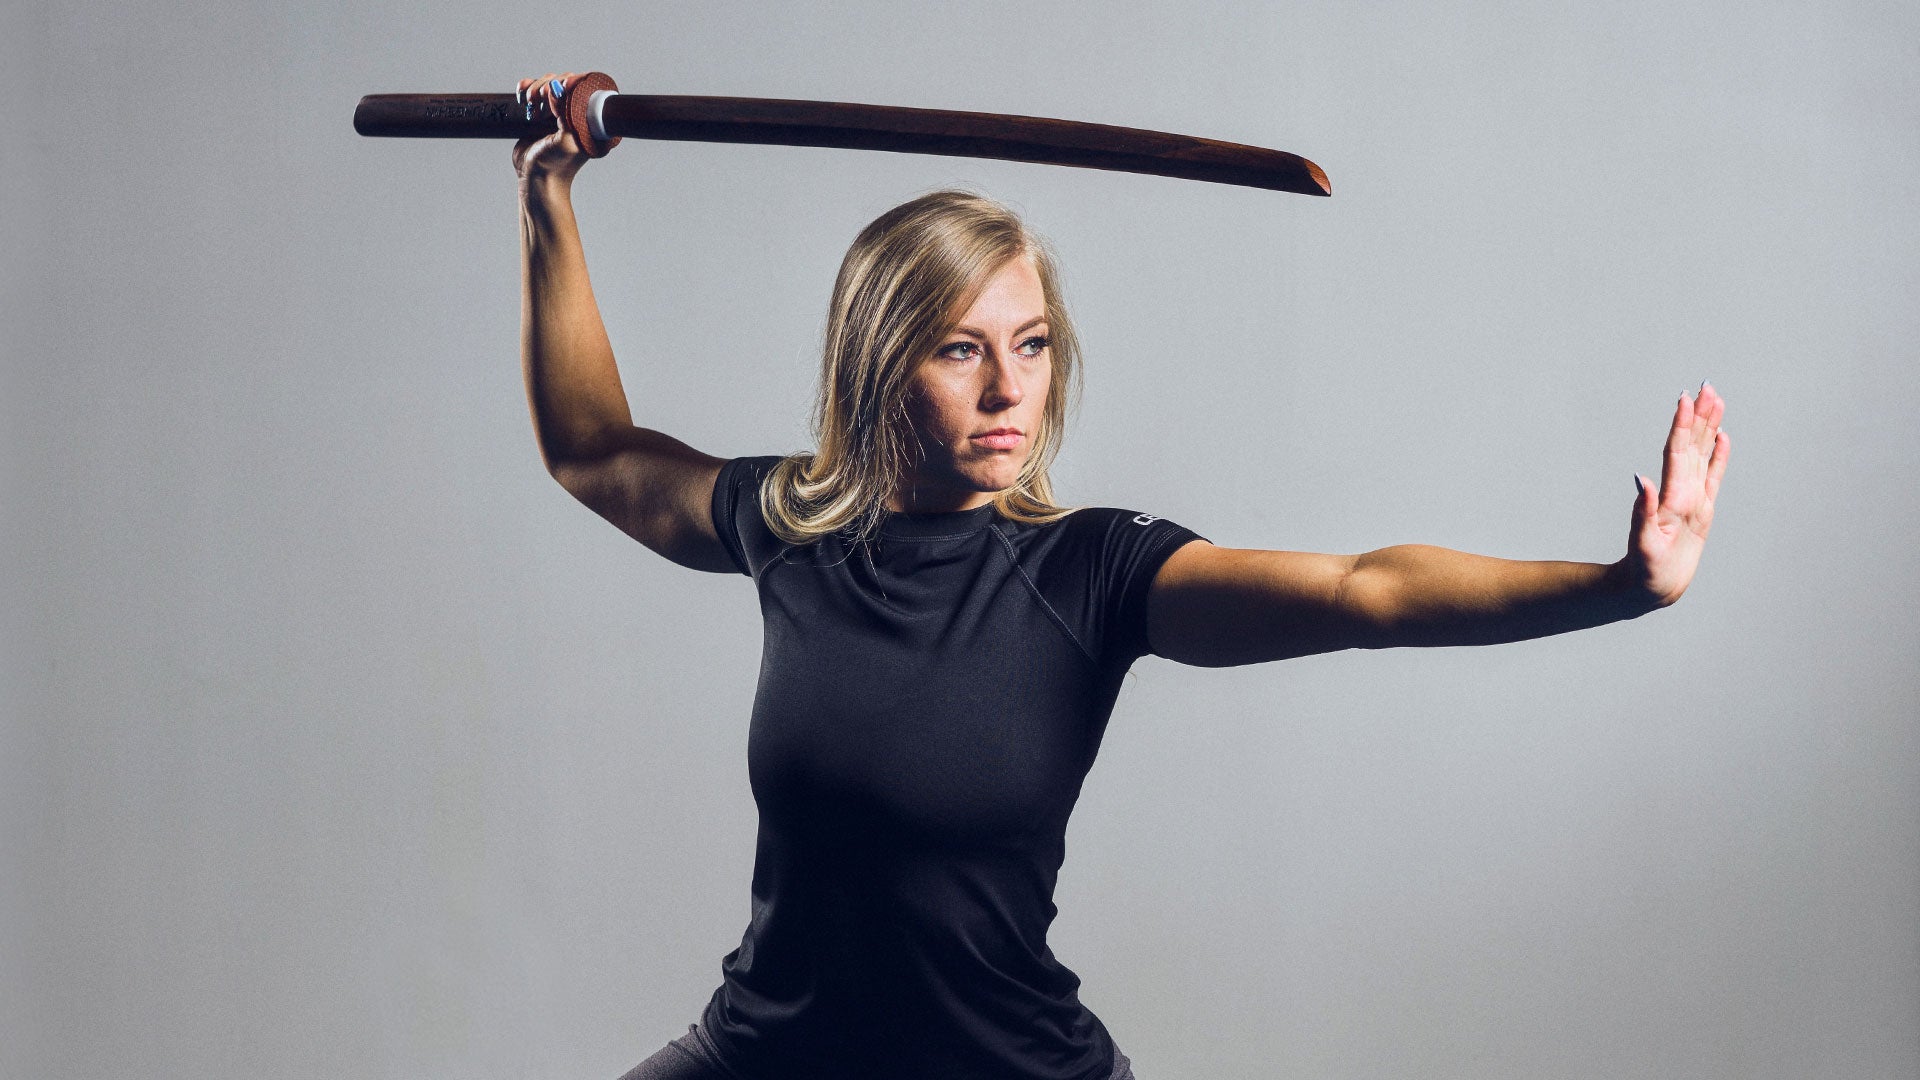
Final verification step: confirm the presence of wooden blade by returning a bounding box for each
[353,91,1330,196]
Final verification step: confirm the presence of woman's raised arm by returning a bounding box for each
[1146,385,1730,666]
[515,72,732,573]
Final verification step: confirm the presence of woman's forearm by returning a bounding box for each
[1344,545,1662,648]
[519,175,632,469]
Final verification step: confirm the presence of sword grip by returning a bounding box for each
[354,73,623,157]
[353,93,551,139]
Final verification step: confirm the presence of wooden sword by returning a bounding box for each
[353,72,1330,196]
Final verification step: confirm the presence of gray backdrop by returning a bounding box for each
[7,2,1916,1077]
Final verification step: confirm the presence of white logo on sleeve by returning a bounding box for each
[1131,513,1160,526]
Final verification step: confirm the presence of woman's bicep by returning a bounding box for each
[1144,541,1370,666]
[549,428,736,573]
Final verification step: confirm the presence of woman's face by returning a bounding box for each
[894,255,1052,513]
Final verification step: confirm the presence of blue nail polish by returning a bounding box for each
[550,78,565,99]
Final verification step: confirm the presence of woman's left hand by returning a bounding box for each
[1625,383,1731,606]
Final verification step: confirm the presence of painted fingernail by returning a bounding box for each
[550,78,566,99]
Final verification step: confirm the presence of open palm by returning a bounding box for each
[1629,383,1731,605]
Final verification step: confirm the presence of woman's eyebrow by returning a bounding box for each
[948,316,1049,339]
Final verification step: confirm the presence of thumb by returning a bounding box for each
[1630,474,1655,543]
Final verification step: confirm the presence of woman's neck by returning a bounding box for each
[886,482,996,514]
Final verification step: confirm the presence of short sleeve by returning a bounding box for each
[1077,508,1208,665]
[709,455,786,578]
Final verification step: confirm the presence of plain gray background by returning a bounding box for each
[7,2,1916,1077]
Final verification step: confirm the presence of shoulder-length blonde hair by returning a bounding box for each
[759,189,1082,546]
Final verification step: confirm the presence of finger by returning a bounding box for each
[1692,385,1723,495]
[1631,472,1666,568]
[548,72,578,111]
[1681,386,1712,491]
[1704,429,1730,502]
[1682,388,1710,475]
[529,71,562,113]
[1661,391,1693,502]
[517,76,545,122]
[1667,389,1693,450]
[551,72,593,148]
[1689,383,1715,456]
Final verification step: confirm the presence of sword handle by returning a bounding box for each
[353,93,546,139]
[354,71,622,157]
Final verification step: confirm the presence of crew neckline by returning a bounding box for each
[876,502,999,539]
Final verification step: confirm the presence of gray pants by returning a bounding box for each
[616,1022,1137,1080]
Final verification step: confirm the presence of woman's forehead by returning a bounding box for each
[950,256,1046,327]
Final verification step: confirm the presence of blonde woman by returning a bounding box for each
[515,73,1730,1080]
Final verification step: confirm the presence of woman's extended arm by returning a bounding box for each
[1146,385,1731,666]
[515,72,731,572]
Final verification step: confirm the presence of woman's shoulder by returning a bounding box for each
[1065,505,1179,528]
[721,453,794,483]
[1002,504,1205,559]
[1018,504,1187,532]
[999,503,1210,664]
[710,454,802,577]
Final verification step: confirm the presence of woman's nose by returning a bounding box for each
[981,352,1024,409]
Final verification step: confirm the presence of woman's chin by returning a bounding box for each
[965,452,1028,487]
[902,454,1026,508]
[967,467,1024,494]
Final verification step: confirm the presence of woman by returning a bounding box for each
[514,73,1730,1080]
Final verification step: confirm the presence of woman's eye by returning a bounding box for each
[938,336,1047,361]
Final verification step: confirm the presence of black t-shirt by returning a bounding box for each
[700,455,1207,1080]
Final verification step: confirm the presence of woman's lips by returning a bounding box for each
[971,432,1023,450]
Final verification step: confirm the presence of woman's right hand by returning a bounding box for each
[513,71,593,188]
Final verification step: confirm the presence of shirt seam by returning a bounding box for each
[874,528,993,541]
[1110,527,1206,664]
[691,1011,757,1080]
[711,457,759,577]
[989,523,1099,667]
[750,543,809,585]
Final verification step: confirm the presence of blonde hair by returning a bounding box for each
[760,189,1082,546]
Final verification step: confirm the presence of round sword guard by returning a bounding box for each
[564,71,621,158]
